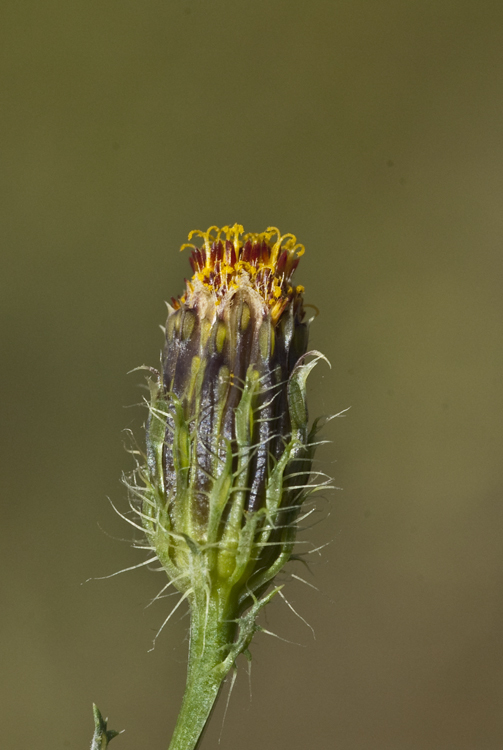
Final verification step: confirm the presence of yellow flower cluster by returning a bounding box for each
[176,223,305,323]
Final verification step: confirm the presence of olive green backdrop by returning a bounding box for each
[2,1,502,748]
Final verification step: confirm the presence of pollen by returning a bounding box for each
[176,223,305,324]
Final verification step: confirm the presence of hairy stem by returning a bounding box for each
[167,589,236,750]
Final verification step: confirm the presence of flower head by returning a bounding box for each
[174,223,305,323]
[122,224,330,750]
[132,224,326,619]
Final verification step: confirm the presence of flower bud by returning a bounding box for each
[137,224,324,614]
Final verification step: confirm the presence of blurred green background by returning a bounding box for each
[2,1,502,748]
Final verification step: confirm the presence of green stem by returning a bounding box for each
[167,590,236,750]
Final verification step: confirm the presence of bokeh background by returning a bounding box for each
[2,1,503,748]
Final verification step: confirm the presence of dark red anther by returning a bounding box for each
[288,257,300,277]
[261,241,270,264]
[225,240,236,266]
[213,273,221,288]
[189,256,196,273]
[276,249,288,275]
[242,239,252,263]
[200,247,206,266]
[251,242,261,264]
[215,241,224,262]
[194,248,204,269]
